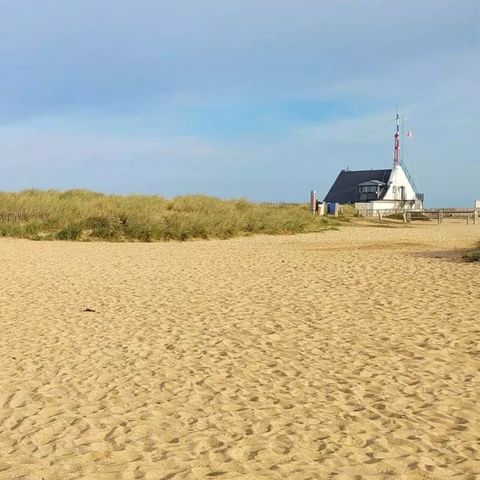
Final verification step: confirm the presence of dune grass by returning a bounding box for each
[0,189,338,242]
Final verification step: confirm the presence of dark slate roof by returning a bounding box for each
[324,169,392,203]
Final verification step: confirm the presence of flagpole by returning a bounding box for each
[401,117,405,165]
[393,110,400,166]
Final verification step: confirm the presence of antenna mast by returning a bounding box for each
[393,110,400,167]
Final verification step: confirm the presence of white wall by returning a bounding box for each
[371,201,401,210]
[382,165,417,201]
[355,200,402,211]
[355,200,420,214]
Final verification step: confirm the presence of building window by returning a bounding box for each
[359,186,379,193]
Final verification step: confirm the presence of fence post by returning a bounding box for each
[437,210,444,224]
[310,190,317,214]
[474,210,478,225]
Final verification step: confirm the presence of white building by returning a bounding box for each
[355,163,423,214]
[324,114,423,214]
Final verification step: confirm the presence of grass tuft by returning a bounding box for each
[463,243,480,262]
[56,224,83,240]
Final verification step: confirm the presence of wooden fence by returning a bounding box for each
[363,208,479,224]
[423,209,479,225]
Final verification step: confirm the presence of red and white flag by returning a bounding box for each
[406,130,413,138]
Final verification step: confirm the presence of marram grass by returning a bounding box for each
[0,189,339,242]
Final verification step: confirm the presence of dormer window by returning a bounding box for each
[358,180,386,201]
[359,185,380,193]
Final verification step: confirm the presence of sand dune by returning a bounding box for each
[0,220,479,479]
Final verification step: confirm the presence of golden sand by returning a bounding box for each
[0,220,479,479]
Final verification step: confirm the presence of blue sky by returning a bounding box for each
[0,0,478,206]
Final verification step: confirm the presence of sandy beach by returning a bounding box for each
[0,220,479,480]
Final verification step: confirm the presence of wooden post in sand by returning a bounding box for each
[437,210,443,225]
[310,190,317,215]
[467,213,470,225]
[474,210,478,225]
[402,212,407,224]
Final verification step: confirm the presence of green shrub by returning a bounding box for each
[463,243,480,262]
[0,222,23,237]
[56,224,83,240]
[463,252,480,262]
[85,215,124,240]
